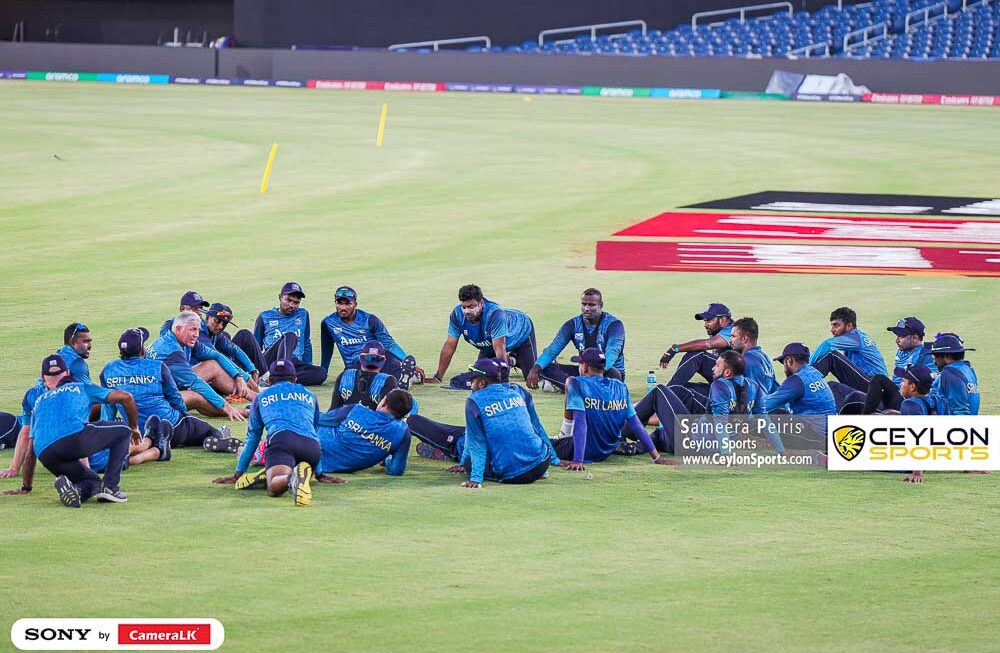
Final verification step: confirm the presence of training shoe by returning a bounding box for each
[202,433,243,454]
[235,468,268,490]
[615,439,647,456]
[156,420,174,462]
[54,475,82,508]
[288,462,313,507]
[416,442,449,461]
[258,372,270,388]
[95,484,128,503]
[143,414,161,443]
[540,380,562,394]
[397,355,418,391]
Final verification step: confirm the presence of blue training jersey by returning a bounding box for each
[101,357,187,427]
[931,360,980,415]
[19,380,46,427]
[742,346,780,396]
[709,375,764,416]
[536,313,626,374]
[764,365,837,415]
[712,323,735,354]
[197,323,256,376]
[900,394,952,416]
[333,368,395,410]
[565,375,634,462]
[810,328,888,378]
[317,404,410,475]
[237,381,320,472]
[148,331,228,410]
[320,309,408,370]
[30,381,112,455]
[253,307,313,363]
[461,383,559,484]
[892,343,934,386]
[447,298,533,353]
[56,345,91,383]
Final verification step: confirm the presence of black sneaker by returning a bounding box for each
[143,414,161,443]
[398,355,418,390]
[203,434,243,453]
[95,484,128,503]
[615,440,647,456]
[156,420,174,462]
[54,475,82,508]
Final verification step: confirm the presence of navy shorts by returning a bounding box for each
[265,430,321,471]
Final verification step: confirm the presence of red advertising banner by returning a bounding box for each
[308,79,444,92]
[863,93,1000,106]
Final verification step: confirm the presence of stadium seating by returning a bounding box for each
[391,0,999,60]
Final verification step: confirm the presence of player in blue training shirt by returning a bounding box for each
[929,333,980,415]
[148,311,249,421]
[526,288,626,394]
[246,282,327,387]
[213,359,322,506]
[809,306,888,392]
[550,348,672,469]
[159,290,210,336]
[409,358,560,487]
[56,322,94,383]
[728,317,780,398]
[425,284,537,390]
[315,388,413,478]
[320,286,423,389]
[764,343,837,415]
[13,355,140,507]
[658,302,735,395]
[199,303,261,389]
[329,340,399,411]
[861,316,935,413]
[0,379,48,488]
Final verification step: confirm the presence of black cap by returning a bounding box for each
[42,354,69,376]
[180,291,209,308]
[118,327,150,357]
[773,342,810,361]
[695,303,731,320]
[205,303,237,327]
[281,282,305,298]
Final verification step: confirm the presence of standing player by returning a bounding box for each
[320,286,422,388]
[658,303,734,391]
[409,358,560,487]
[316,388,413,478]
[929,333,979,415]
[57,322,94,382]
[526,288,625,393]
[213,359,321,506]
[247,282,327,387]
[16,355,140,507]
[425,285,537,389]
[809,307,888,391]
[329,340,399,411]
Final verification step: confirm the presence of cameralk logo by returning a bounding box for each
[11,619,224,650]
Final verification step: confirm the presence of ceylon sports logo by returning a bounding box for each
[827,416,1000,471]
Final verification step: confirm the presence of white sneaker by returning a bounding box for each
[540,380,560,393]
[219,425,232,439]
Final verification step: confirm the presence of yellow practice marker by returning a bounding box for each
[375,103,389,147]
[260,142,278,194]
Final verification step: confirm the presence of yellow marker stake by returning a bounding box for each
[375,103,388,147]
[260,142,278,193]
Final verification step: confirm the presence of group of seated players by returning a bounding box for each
[0,281,982,508]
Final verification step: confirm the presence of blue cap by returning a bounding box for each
[894,364,935,389]
[570,347,607,368]
[888,316,925,338]
[281,282,305,298]
[118,327,150,357]
[335,286,357,302]
[930,333,974,354]
[359,339,387,368]
[180,291,209,308]
[469,357,508,381]
[268,358,297,379]
[205,303,237,327]
[773,342,810,361]
[41,354,68,376]
[695,303,731,320]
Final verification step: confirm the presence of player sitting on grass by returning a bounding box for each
[765,343,838,415]
[929,333,980,415]
[314,388,413,480]
[859,316,934,414]
[728,317,780,396]
[213,359,321,506]
[246,282,328,387]
[56,322,95,382]
[409,358,560,488]
[425,284,538,389]
[657,302,734,396]
[199,303,261,394]
[329,340,398,411]
[147,311,249,421]
[809,306,888,392]
[547,348,671,470]
[526,288,625,394]
[6,355,140,507]
[320,285,423,389]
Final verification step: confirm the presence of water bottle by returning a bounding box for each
[646,370,657,394]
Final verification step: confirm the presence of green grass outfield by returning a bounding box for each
[1,81,999,652]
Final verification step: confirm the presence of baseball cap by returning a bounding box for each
[360,340,387,368]
[281,282,305,298]
[930,332,974,354]
[570,347,607,368]
[894,364,935,389]
[118,327,150,357]
[695,303,731,320]
[180,291,209,308]
[887,316,925,338]
[268,358,297,380]
[773,342,811,361]
[469,357,508,381]
[205,303,237,327]
[335,286,357,302]
[41,354,69,377]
